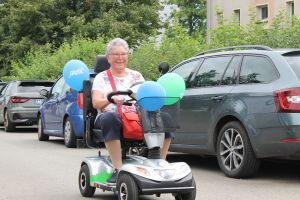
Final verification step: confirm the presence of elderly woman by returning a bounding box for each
[92,38,172,184]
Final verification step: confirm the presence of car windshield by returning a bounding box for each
[283,55,300,80]
[17,82,53,93]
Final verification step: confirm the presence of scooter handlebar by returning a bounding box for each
[107,90,134,106]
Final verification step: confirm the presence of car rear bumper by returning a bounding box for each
[9,108,39,125]
[252,113,300,158]
[69,114,84,137]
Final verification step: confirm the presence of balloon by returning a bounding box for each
[157,73,186,105]
[136,81,166,111]
[63,60,89,91]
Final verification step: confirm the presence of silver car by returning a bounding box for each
[0,80,53,132]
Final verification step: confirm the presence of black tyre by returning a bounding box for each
[4,110,15,132]
[38,116,49,141]
[117,173,139,200]
[64,118,76,148]
[217,121,261,178]
[174,177,196,200]
[79,164,96,197]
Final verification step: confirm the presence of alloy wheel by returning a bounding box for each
[219,128,244,171]
[64,120,71,144]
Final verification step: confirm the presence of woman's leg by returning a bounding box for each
[105,139,122,169]
[160,137,172,160]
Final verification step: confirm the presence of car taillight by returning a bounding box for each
[10,96,30,103]
[274,87,300,112]
[77,92,83,109]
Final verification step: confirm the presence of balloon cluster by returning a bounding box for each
[63,59,89,91]
[136,73,186,111]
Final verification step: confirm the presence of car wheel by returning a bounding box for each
[117,173,139,200]
[217,121,261,178]
[38,116,49,141]
[173,177,196,200]
[64,118,76,148]
[4,110,15,132]
[79,164,96,197]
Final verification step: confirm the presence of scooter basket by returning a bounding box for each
[139,100,180,133]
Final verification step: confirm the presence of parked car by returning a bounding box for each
[165,45,300,178]
[37,61,103,148]
[0,80,54,132]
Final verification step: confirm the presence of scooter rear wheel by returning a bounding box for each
[79,164,96,197]
[117,173,139,200]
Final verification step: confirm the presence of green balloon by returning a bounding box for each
[158,73,186,105]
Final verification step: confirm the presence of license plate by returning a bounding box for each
[35,99,43,104]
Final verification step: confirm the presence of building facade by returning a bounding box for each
[207,0,299,40]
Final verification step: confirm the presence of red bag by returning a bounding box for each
[121,111,143,140]
[107,70,143,140]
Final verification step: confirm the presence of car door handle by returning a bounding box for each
[211,96,223,101]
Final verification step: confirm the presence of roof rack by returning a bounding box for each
[196,45,272,56]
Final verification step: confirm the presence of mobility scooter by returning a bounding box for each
[78,55,196,200]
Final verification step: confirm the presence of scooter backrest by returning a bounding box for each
[94,55,110,74]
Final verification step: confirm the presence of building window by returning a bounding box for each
[234,9,241,25]
[287,1,294,17]
[257,5,268,20]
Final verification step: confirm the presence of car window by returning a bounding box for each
[17,82,53,93]
[193,56,232,87]
[239,56,278,84]
[171,59,201,88]
[221,56,242,85]
[50,77,65,98]
[4,83,14,95]
[283,55,300,80]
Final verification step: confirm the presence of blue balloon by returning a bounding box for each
[63,60,89,91]
[136,81,166,111]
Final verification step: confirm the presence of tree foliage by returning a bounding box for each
[3,7,300,82]
[0,0,161,77]
[164,0,207,36]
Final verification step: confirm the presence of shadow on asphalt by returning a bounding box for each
[167,153,300,181]
[0,126,37,133]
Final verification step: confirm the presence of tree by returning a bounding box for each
[0,0,161,77]
[164,0,206,36]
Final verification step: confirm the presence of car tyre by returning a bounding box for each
[117,173,139,200]
[174,177,196,200]
[4,110,15,132]
[79,164,96,197]
[217,121,261,178]
[38,116,49,141]
[64,118,76,148]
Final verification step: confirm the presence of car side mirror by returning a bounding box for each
[158,62,169,75]
[40,89,49,98]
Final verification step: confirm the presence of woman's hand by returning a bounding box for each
[112,95,124,106]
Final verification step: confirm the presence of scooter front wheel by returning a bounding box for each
[117,173,139,200]
[174,177,196,200]
[79,164,96,197]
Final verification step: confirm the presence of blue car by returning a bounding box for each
[37,72,95,148]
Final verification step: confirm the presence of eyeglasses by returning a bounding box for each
[110,52,128,58]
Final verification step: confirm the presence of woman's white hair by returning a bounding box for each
[106,38,129,56]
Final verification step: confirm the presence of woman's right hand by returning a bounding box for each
[111,95,124,106]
